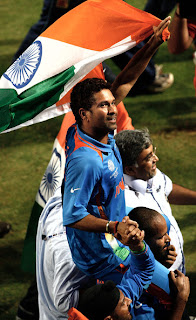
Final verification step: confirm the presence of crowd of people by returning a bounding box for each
[2,1,196,320]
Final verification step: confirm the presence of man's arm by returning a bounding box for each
[111,16,171,105]
[67,213,139,236]
[168,183,196,205]
[117,224,155,303]
[169,270,190,320]
[167,4,193,54]
[63,155,139,237]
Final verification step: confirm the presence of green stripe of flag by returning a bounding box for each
[0,65,75,132]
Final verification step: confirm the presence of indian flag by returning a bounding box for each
[0,0,165,134]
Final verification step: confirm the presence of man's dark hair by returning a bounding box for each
[128,207,160,240]
[78,280,120,320]
[114,129,152,170]
[70,78,111,127]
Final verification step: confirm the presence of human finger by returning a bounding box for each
[126,219,138,228]
[170,271,176,282]
[158,16,171,31]
[153,16,171,38]
[166,256,176,264]
[132,231,145,242]
[122,216,129,223]
[168,250,177,257]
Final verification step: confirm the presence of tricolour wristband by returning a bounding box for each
[130,242,146,254]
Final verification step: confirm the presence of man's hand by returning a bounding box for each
[149,16,171,48]
[170,270,190,302]
[112,16,171,105]
[168,270,190,320]
[165,244,177,268]
[114,216,145,251]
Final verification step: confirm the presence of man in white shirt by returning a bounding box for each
[115,128,196,273]
[36,187,91,320]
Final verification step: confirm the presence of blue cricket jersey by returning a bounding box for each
[62,124,128,278]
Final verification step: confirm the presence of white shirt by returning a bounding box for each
[124,169,185,273]
[36,187,89,320]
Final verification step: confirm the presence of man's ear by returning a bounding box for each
[104,316,112,320]
[124,165,137,176]
[79,108,88,121]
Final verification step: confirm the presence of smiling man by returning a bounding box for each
[62,78,135,279]
[115,129,196,273]
[62,18,172,281]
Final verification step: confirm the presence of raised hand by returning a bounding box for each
[152,16,171,44]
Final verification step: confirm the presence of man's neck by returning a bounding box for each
[80,126,109,144]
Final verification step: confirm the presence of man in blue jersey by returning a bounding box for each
[62,17,171,280]
[74,272,190,320]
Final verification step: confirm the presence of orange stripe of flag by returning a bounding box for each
[41,0,162,51]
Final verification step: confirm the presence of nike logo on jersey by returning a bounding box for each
[70,187,81,193]
[134,303,142,309]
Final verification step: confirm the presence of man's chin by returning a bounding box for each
[150,168,157,178]
[108,124,117,132]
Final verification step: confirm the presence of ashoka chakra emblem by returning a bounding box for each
[3,40,42,89]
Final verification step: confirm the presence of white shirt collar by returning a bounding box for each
[124,174,154,195]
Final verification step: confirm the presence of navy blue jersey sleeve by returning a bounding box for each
[63,151,102,226]
[117,244,155,307]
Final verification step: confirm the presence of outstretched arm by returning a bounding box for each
[168,183,196,205]
[167,4,193,54]
[111,16,171,105]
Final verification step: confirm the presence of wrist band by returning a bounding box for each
[131,242,146,254]
[106,221,112,233]
[114,221,119,234]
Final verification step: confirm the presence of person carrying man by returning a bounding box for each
[36,189,175,319]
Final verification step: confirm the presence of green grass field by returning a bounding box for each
[0,0,196,319]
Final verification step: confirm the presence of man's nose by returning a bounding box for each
[153,154,159,162]
[125,296,132,306]
[108,103,117,113]
[166,233,171,243]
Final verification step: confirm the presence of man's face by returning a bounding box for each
[147,215,171,265]
[84,89,118,141]
[133,144,159,181]
[112,290,132,320]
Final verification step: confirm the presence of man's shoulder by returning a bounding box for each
[69,146,104,164]
[67,148,104,177]
[154,169,171,184]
